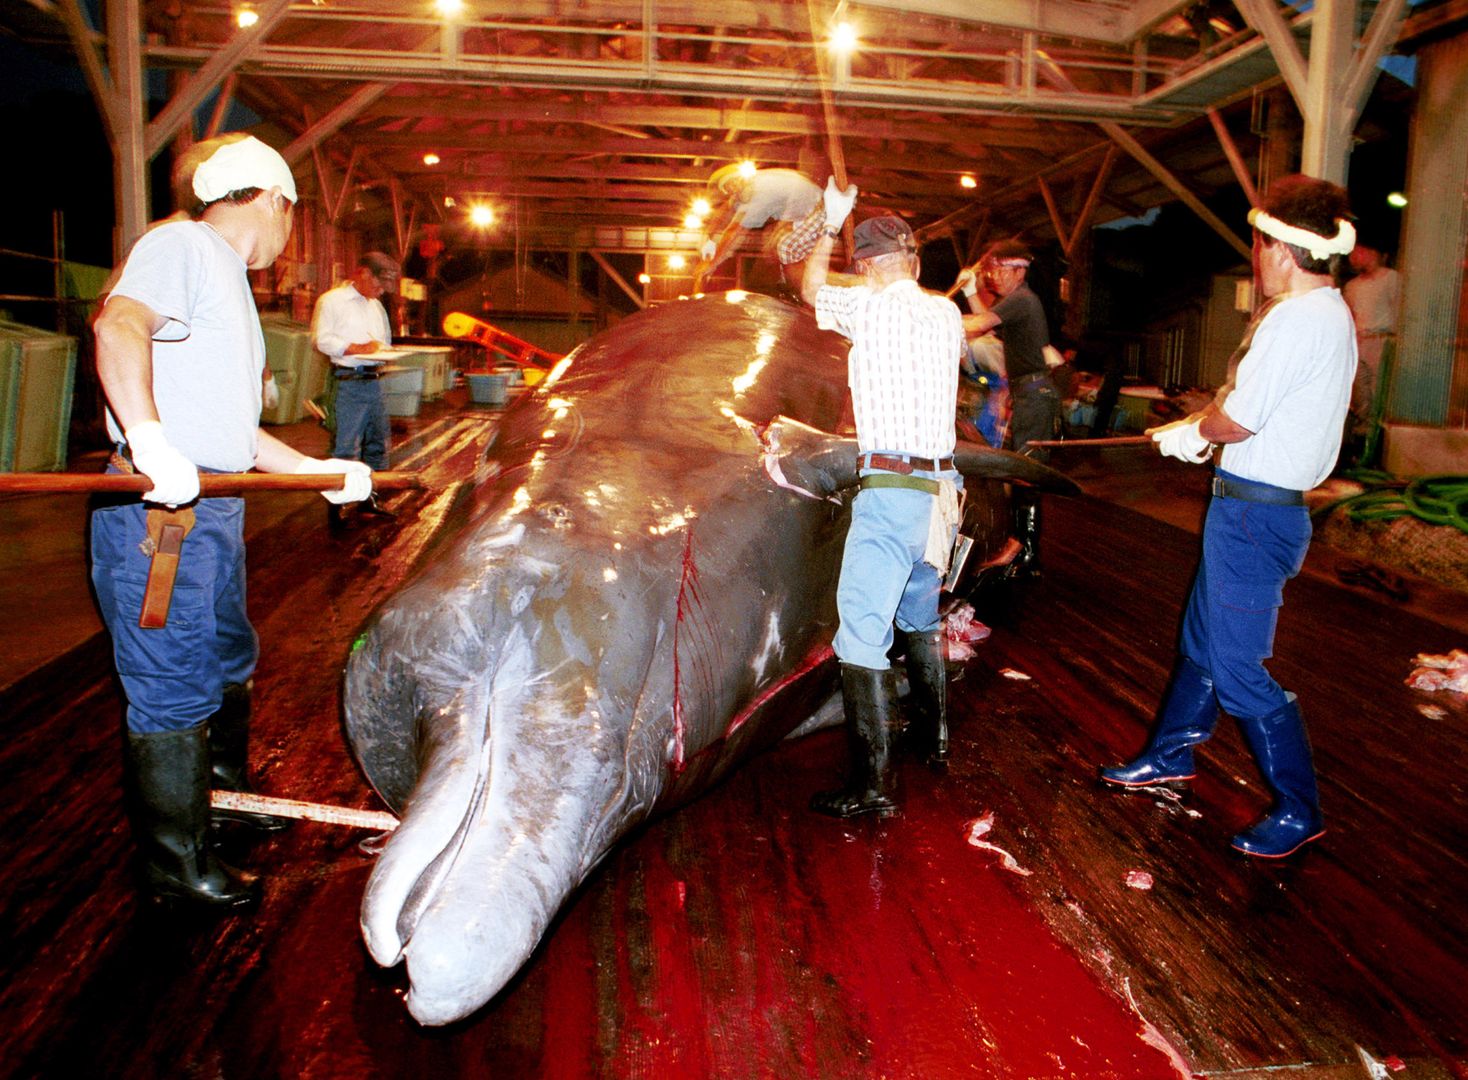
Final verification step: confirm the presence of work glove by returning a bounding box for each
[125,420,200,507]
[294,456,373,504]
[700,238,716,260]
[262,373,280,411]
[955,267,979,298]
[1148,418,1212,464]
[822,176,858,232]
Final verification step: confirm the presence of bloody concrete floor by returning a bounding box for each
[1,402,1465,1078]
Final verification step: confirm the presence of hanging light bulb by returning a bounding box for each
[236,3,259,28]
[422,152,441,166]
[470,204,494,227]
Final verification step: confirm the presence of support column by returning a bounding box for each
[107,0,147,257]
[1393,31,1468,427]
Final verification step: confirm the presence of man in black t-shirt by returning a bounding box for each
[960,241,1058,459]
[959,240,1056,575]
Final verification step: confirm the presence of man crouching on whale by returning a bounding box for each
[793,180,967,818]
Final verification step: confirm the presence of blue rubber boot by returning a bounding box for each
[1100,657,1219,788]
[1231,696,1325,858]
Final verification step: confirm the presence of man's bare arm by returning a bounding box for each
[94,295,169,431]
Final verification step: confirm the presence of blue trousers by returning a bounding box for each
[333,377,391,471]
[833,464,961,669]
[1179,472,1311,718]
[91,496,259,734]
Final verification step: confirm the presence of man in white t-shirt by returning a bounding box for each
[1100,174,1357,860]
[92,135,373,910]
[800,186,968,819]
[695,167,822,288]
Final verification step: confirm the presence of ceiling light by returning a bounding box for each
[737,160,757,179]
[638,273,651,284]
[235,4,259,28]
[682,212,703,229]
[443,195,456,208]
[668,254,687,270]
[434,0,463,17]
[469,204,494,227]
[830,22,858,55]
[422,152,440,166]
[692,197,711,217]
[959,175,977,190]
[1387,192,1408,208]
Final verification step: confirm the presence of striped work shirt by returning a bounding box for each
[815,279,965,459]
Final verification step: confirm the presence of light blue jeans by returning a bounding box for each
[832,464,961,669]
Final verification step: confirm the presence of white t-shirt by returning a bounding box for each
[738,170,822,229]
[312,281,392,364]
[104,220,264,472]
[1220,287,1356,491]
[815,279,965,459]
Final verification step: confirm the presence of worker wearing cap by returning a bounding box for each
[312,252,400,522]
[91,134,374,910]
[798,181,968,818]
[696,167,822,288]
[1099,175,1357,859]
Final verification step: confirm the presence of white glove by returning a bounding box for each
[1149,419,1212,464]
[955,267,979,297]
[262,373,280,410]
[822,176,858,232]
[294,456,373,504]
[125,421,200,507]
[700,238,716,260]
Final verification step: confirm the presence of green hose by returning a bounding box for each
[1316,473,1468,535]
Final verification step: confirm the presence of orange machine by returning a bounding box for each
[442,313,563,380]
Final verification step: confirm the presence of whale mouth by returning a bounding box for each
[359,688,494,968]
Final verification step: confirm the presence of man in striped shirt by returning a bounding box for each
[799,187,969,818]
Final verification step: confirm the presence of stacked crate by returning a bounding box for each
[0,320,77,472]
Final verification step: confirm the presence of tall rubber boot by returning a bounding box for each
[1011,492,1041,578]
[810,664,900,819]
[208,681,289,833]
[1230,695,1325,858]
[125,724,261,909]
[1100,657,1219,788]
[903,630,948,767]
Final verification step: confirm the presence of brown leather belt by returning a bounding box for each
[859,452,954,474]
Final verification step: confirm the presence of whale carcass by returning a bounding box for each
[343,291,1078,1024]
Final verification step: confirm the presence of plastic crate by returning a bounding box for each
[381,365,425,417]
[466,372,507,405]
[258,315,312,424]
[0,320,77,472]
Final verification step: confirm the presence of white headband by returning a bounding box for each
[193,136,298,205]
[990,258,1030,269]
[1248,208,1355,260]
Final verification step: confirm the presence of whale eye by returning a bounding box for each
[540,502,572,529]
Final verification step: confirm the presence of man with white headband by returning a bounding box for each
[1099,174,1357,860]
[91,133,373,910]
[958,239,1056,576]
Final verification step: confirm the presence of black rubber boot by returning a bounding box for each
[125,724,261,909]
[1100,657,1219,789]
[1011,492,1041,578]
[208,681,289,833]
[903,629,948,767]
[1231,695,1325,858]
[811,664,900,819]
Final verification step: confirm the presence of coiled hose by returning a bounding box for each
[1316,471,1468,534]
